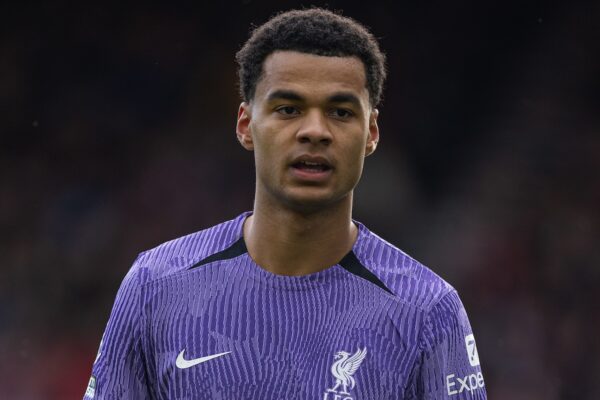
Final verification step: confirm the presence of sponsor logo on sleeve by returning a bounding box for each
[445,334,485,396]
[464,334,480,367]
[446,372,485,396]
[85,375,96,398]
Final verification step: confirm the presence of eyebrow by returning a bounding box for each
[266,90,362,107]
[327,93,361,108]
[266,90,304,102]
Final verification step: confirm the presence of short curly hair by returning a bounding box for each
[236,8,386,107]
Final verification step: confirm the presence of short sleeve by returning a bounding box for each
[405,290,487,399]
[83,255,153,400]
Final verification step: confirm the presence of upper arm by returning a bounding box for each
[405,290,487,399]
[84,255,153,400]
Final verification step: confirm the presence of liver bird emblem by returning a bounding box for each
[327,347,367,395]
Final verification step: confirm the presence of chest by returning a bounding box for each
[143,281,416,399]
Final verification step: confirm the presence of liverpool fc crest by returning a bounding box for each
[323,347,367,400]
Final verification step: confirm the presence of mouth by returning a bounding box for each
[289,156,333,181]
[291,160,332,173]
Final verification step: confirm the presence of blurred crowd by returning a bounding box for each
[1,1,598,399]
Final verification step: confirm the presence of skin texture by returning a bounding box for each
[236,51,379,275]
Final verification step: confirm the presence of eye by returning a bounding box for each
[330,108,354,119]
[275,106,300,116]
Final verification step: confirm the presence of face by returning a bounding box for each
[236,51,379,213]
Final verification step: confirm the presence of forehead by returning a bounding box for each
[255,51,368,103]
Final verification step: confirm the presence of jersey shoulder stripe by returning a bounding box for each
[131,213,248,283]
[184,235,396,295]
[353,222,455,313]
[338,250,393,294]
[188,236,246,270]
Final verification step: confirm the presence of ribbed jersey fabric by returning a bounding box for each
[85,212,486,399]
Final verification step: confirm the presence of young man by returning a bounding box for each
[84,8,486,399]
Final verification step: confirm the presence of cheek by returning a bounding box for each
[251,126,285,178]
[254,121,291,158]
[339,137,368,179]
[343,135,368,161]
[253,135,277,165]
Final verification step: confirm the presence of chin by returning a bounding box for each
[279,189,351,214]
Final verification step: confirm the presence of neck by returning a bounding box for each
[243,195,358,276]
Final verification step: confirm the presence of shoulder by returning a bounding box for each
[353,222,455,313]
[126,213,248,285]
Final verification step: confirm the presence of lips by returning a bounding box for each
[292,160,331,172]
[289,155,333,181]
[290,155,333,171]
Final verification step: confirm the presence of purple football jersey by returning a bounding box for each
[84,213,486,399]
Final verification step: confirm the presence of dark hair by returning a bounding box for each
[236,8,386,107]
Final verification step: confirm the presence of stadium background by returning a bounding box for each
[1,1,598,398]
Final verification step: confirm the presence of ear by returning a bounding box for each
[236,102,254,151]
[365,108,380,157]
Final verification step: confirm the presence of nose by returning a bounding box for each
[296,110,333,145]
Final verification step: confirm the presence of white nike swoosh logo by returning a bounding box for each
[175,350,231,369]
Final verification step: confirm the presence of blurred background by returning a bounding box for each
[1,0,598,398]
